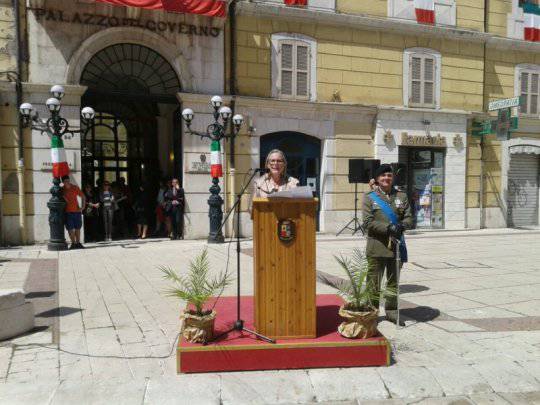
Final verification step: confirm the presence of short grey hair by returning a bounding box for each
[265,149,287,177]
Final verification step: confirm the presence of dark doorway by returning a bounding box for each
[260,132,322,227]
[80,43,181,241]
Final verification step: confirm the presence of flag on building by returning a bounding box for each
[285,0,307,5]
[210,140,223,178]
[414,0,435,25]
[51,136,70,179]
[93,0,228,18]
[522,2,540,41]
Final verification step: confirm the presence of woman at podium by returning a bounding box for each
[253,149,299,198]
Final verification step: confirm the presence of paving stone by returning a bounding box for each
[427,365,493,396]
[308,368,389,402]
[377,366,444,399]
[472,359,540,393]
[468,392,510,404]
[0,380,60,404]
[220,370,316,405]
[51,378,146,405]
[408,397,474,404]
[498,391,540,404]
[144,375,220,405]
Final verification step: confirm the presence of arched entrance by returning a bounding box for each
[260,132,322,226]
[80,43,181,239]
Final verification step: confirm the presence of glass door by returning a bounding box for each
[408,148,445,229]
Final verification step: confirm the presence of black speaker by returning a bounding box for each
[391,163,407,187]
[348,159,380,184]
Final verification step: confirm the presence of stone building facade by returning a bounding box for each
[0,0,539,245]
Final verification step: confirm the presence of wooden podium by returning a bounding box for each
[252,198,317,339]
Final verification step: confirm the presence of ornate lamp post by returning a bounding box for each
[181,96,244,243]
[19,85,96,251]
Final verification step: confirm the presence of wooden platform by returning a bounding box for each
[177,295,390,373]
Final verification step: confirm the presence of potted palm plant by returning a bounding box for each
[160,248,233,344]
[319,248,396,339]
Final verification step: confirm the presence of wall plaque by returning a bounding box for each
[186,153,211,174]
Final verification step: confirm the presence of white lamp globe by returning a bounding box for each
[46,98,61,113]
[81,107,95,120]
[219,106,232,121]
[51,85,65,100]
[232,114,244,126]
[210,95,223,109]
[19,102,33,117]
[181,108,194,123]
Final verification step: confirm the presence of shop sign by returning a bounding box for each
[186,153,211,174]
[401,133,447,147]
[30,8,222,37]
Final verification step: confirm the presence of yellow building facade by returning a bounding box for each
[224,0,540,232]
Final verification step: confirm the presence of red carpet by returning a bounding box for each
[177,295,390,373]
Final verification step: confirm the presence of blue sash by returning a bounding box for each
[368,191,408,263]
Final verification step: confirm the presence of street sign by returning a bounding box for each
[488,97,521,111]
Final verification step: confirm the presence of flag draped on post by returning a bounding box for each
[93,0,228,17]
[284,0,307,5]
[51,136,70,179]
[413,0,435,25]
[210,140,223,178]
[522,3,540,41]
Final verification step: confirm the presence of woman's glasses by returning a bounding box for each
[269,159,284,164]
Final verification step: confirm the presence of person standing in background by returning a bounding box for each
[164,178,185,240]
[83,183,100,243]
[100,181,115,242]
[62,176,86,250]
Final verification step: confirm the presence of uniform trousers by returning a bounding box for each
[367,257,402,310]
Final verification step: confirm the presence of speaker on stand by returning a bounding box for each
[336,159,380,236]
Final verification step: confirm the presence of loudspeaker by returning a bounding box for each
[348,159,380,184]
[391,163,407,187]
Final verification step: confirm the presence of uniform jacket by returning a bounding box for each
[362,187,414,258]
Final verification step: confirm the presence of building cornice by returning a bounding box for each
[487,36,540,53]
[237,2,491,43]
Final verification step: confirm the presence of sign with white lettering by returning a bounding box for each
[400,133,447,147]
[488,97,521,111]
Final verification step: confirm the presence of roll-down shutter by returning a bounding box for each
[508,153,539,227]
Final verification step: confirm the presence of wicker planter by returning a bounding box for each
[338,303,378,339]
[180,310,216,343]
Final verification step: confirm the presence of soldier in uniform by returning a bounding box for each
[362,164,413,325]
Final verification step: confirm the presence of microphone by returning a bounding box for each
[255,168,269,174]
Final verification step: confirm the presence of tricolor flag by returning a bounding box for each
[524,13,540,41]
[414,0,435,25]
[51,136,70,179]
[285,0,307,5]
[94,0,227,18]
[210,140,223,178]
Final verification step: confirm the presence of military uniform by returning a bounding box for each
[362,187,413,310]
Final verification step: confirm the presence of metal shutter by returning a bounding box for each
[508,154,539,227]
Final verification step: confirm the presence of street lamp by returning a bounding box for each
[181,96,244,243]
[19,85,96,251]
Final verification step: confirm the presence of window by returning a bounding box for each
[516,65,540,116]
[403,48,441,109]
[271,34,317,101]
[388,0,456,26]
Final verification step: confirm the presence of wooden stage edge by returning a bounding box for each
[177,295,391,374]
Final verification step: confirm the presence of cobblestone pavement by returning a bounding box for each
[1,229,540,404]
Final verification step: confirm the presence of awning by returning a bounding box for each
[94,0,228,18]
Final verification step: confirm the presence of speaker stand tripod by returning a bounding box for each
[336,182,364,236]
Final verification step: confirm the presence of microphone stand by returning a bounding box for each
[208,169,276,344]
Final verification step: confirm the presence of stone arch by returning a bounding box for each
[65,27,191,91]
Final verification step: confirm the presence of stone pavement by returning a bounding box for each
[0,229,540,404]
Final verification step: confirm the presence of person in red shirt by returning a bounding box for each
[62,175,86,249]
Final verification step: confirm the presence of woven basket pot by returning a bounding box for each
[338,303,378,339]
[180,310,216,343]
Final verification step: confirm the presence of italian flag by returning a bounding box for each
[285,0,307,5]
[51,136,70,179]
[210,140,223,178]
[525,13,540,41]
[414,0,435,25]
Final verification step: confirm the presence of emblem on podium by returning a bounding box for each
[278,219,295,242]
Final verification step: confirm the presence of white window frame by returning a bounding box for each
[403,48,441,109]
[271,33,317,102]
[387,0,456,26]
[515,64,540,117]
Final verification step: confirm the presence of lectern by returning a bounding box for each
[252,198,317,339]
